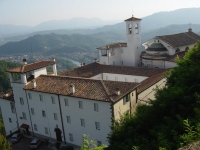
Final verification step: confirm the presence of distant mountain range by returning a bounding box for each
[1,7,200,38]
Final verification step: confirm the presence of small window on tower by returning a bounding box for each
[128,24,132,34]
[135,23,139,34]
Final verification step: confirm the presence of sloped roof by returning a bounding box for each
[7,61,55,73]
[157,31,200,47]
[97,42,127,50]
[125,16,142,21]
[60,62,167,78]
[137,72,166,94]
[24,75,139,102]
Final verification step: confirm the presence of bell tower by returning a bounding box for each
[124,16,142,66]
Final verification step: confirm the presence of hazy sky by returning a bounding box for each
[0,0,200,26]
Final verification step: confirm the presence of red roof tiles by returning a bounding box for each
[24,75,139,102]
[60,62,167,78]
[157,31,200,47]
[7,61,55,73]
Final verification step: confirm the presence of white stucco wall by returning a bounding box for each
[138,78,166,104]
[34,67,47,78]
[26,91,63,140]
[0,99,18,136]
[165,61,177,69]
[91,73,147,82]
[60,96,112,146]
[11,83,32,134]
[113,90,136,120]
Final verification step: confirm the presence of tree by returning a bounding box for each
[0,117,11,150]
[107,42,200,150]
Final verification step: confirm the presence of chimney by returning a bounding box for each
[80,63,83,67]
[22,58,27,65]
[94,58,97,62]
[70,84,75,94]
[188,28,192,32]
[115,88,120,95]
[52,56,56,62]
[32,80,36,89]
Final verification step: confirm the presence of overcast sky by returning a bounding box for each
[0,0,200,26]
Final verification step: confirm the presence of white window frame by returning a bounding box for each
[39,94,43,102]
[69,133,73,141]
[31,108,35,115]
[44,127,48,134]
[64,98,68,106]
[51,96,55,104]
[66,116,71,123]
[20,97,24,105]
[94,103,98,112]
[54,113,58,120]
[95,122,100,130]
[79,101,83,109]
[28,93,32,100]
[42,110,46,118]
[22,112,26,120]
[34,124,37,131]
[81,119,85,127]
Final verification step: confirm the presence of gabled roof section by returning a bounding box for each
[60,62,167,78]
[137,72,166,94]
[97,42,127,50]
[24,75,139,102]
[125,16,142,21]
[157,31,200,47]
[7,61,55,73]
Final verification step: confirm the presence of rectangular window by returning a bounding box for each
[54,113,58,120]
[123,94,130,105]
[64,99,68,106]
[79,101,83,109]
[44,127,48,134]
[39,94,43,102]
[95,122,100,130]
[81,119,85,127]
[94,103,98,111]
[51,96,55,104]
[20,98,24,105]
[28,93,32,100]
[10,102,15,113]
[97,141,102,146]
[31,108,35,115]
[9,118,12,123]
[34,124,37,131]
[69,133,73,141]
[22,112,26,120]
[42,110,46,118]
[66,116,71,123]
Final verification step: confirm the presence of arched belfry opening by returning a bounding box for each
[128,24,132,34]
[135,23,139,34]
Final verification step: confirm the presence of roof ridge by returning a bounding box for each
[100,80,112,102]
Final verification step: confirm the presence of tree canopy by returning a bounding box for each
[107,42,200,150]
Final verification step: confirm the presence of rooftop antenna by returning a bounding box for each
[132,7,134,17]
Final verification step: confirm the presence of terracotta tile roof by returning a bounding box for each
[125,16,142,21]
[137,72,166,94]
[0,90,14,101]
[97,42,127,50]
[60,62,167,78]
[7,61,55,73]
[24,75,139,102]
[164,51,186,62]
[157,31,200,47]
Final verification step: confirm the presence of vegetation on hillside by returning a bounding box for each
[0,60,20,92]
[107,42,200,150]
[0,114,11,150]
